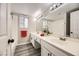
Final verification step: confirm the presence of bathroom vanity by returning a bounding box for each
[30,32,79,56]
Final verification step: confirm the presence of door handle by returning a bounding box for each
[10,39,14,43]
[8,39,11,44]
[8,39,14,44]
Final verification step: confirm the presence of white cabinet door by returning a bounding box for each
[41,40,69,56]
[70,10,79,38]
[41,46,51,56]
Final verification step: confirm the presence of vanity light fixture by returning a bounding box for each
[49,3,63,12]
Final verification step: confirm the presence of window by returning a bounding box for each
[19,15,28,29]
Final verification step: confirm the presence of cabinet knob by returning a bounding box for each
[70,32,73,34]
[48,53,50,56]
[48,53,53,56]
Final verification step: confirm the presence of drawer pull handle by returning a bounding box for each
[48,53,50,56]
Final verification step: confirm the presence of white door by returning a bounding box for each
[0,4,11,56]
[70,10,79,38]
[0,3,19,56]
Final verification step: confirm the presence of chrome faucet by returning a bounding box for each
[59,37,66,41]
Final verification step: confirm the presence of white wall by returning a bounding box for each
[36,19,43,32]
[29,17,43,33]
[28,17,37,32]
[11,15,19,55]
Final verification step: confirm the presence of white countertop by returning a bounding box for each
[31,32,79,56]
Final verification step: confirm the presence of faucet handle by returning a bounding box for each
[60,37,66,41]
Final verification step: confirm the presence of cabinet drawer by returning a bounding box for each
[41,40,71,56]
[41,47,50,56]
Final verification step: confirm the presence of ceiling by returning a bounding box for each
[11,3,52,17]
